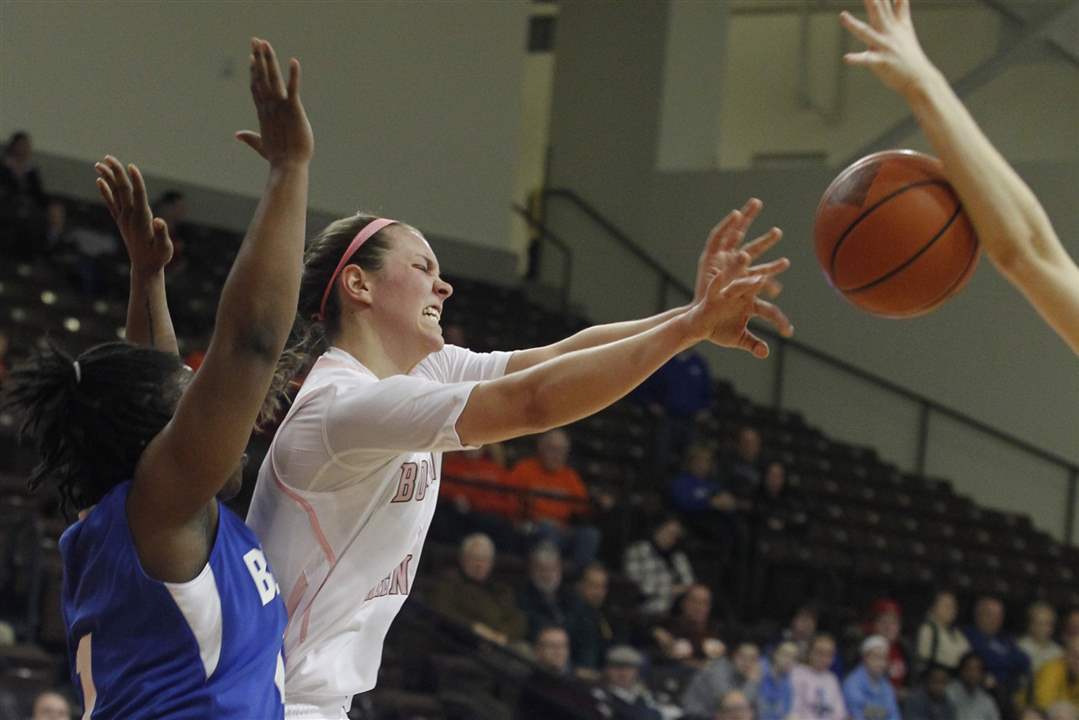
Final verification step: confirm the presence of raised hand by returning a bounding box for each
[695,198,786,302]
[95,155,173,277]
[235,37,313,167]
[840,0,937,98]
[685,250,793,359]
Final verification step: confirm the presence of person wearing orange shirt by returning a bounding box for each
[508,429,601,570]
[436,443,521,551]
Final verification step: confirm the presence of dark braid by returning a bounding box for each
[1,340,184,518]
[259,212,395,427]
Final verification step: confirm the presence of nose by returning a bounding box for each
[436,277,453,299]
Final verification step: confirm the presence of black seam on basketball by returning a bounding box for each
[904,230,980,315]
[841,202,962,295]
[828,178,952,281]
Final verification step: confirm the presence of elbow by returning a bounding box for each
[232,322,288,365]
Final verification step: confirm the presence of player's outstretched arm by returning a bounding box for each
[504,199,791,373]
[840,0,1079,355]
[95,157,178,354]
[457,254,789,446]
[133,38,312,526]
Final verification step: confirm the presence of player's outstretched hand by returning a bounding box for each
[235,37,313,168]
[95,155,173,277]
[840,0,937,98]
[695,198,786,302]
[685,251,793,359]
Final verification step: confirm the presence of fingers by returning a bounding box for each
[103,155,133,209]
[763,278,784,300]
[287,58,301,99]
[840,11,886,47]
[261,39,287,99]
[254,39,270,97]
[747,256,791,279]
[737,330,770,359]
[719,273,768,301]
[235,130,264,156]
[894,0,910,21]
[95,177,118,219]
[864,0,884,28]
[736,197,763,235]
[742,227,783,261]
[705,209,743,256]
[753,297,794,337]
[152,217,170,242]
[844,50,886,69]
[128,163,148,212]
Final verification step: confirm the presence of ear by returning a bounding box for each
[339,265,374,309]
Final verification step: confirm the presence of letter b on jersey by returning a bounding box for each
[243,548,279,606]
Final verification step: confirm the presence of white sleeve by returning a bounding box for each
[323,375,480,456]
[413,344,511,384]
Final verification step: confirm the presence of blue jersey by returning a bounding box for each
[59,481,287,719]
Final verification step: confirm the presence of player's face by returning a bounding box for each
[369,226,453,365]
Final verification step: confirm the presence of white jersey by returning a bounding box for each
[247,344,510,707]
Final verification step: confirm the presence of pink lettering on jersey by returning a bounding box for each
[364,554,414,601]
[389,456,437,504]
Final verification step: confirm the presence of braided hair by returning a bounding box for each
[1,340,185,518]
[259,212,396,427]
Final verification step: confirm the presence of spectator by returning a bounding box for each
[0,131,46,259]
[1021,603,1064,676]
[43,199,71,250]
[517,626,603,720]
[867,597,911,690]
[791,633,847,720]
[1033,637,1079,713]
[624,516,695,617]
[508,429,601,568]
[919,590,973,671]
[517,543,574,640]
[779,604,821,663]
[947,652,1002,720]
[670,444,728,515]
[756,641,798,720]
[906,664,959,720]
[724,425,763,492]
[438,444,520,548]
[30,690,71,720]
[843,635,902,720]
[683,641,763,718]
[597,645,664,720]
[639,348,713,474]
[653,583,725,667]
[964,597,1031,702]
[428,533,526,646]
[716,689,755,720]
[752,461,803,533]
[565,563,624,672]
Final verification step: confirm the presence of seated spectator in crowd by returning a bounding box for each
[653,583,725,668]
[1021,603,1064,676]
[964,596,1031,704]
[596,645,664,720]
[948,652,1002,720]
[866,597,911,690]
[779,604,821,663]
[670,444,728,515]
[716,689,755,720]
[43,199,71,250]
[518,543,575,640]
[438,443,520,548]
[624,516,696,617]
[844,635,902,720]
[682,641,762,718]
[508,429,601,568]
[752,461,804,533]
[30,691,70,720]
[565,563,625,673]
[791,633,847,720]
[1033,637,1079,714]
[0,131,46,259]
[638,347,713,474]
[428,533,526,646]
[906,664,959,720]
[723,425,764,492]
[757,641,798,720]
[919,590,972,672]
[517,626,603,720]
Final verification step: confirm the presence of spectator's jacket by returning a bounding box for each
[917,619,971,670]
[441,453,519,519]
[904,687,958,720]
[791,664,847,720]
[945,681,1001,720]
[507,458,590,525]
[598,685,664,720]
[623,540,695,616]
[1032,655,1079,711]
[842,664,901,720]
[756,661,793,720]
[516,581,574,640]
[1017,635,1063,675]
[962,626,1030,688]
[564,596,620,670]
[427,568,527,642]
[681,656,759,718]
[637,351,712,418]
[669,471,723,513]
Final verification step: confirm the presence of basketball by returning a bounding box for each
[813,149,980,318]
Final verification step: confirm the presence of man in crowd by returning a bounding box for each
[947,652,1001,720]
[1021,602,1063,676]
[653,583,726,668]
[843,635,902,720]
[624,516,696,617]
[682,641,762,718]
[964,597,1031,707]
[565,563,624,673]
[596,645,665,720]
[428,533,526,646]
[517,543,574,639]
[724,425,764,491]
[905,664,958,720]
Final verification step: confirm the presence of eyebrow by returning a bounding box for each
[415,253,440,273]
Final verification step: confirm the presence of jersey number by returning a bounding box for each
[76,634,97,719]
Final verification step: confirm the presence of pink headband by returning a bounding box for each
[316,217,398,322]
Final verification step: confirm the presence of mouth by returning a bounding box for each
[421,305,441,323]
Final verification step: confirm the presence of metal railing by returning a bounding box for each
[515,187,1079,545]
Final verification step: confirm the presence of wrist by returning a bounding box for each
[268,159,311,175]
[130,267,165,285]
[901,64,946,109]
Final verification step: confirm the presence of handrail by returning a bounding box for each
[512,203,573,313]
[528,186,1079,542]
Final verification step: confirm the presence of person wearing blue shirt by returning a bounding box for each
[963,597,1031,702]
[757,641,798,720]
[844,635,902,720]
[639,349,713,474]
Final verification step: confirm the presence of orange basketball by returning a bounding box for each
[814,149,980,318]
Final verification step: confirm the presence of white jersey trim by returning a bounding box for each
[163,561,223,680]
